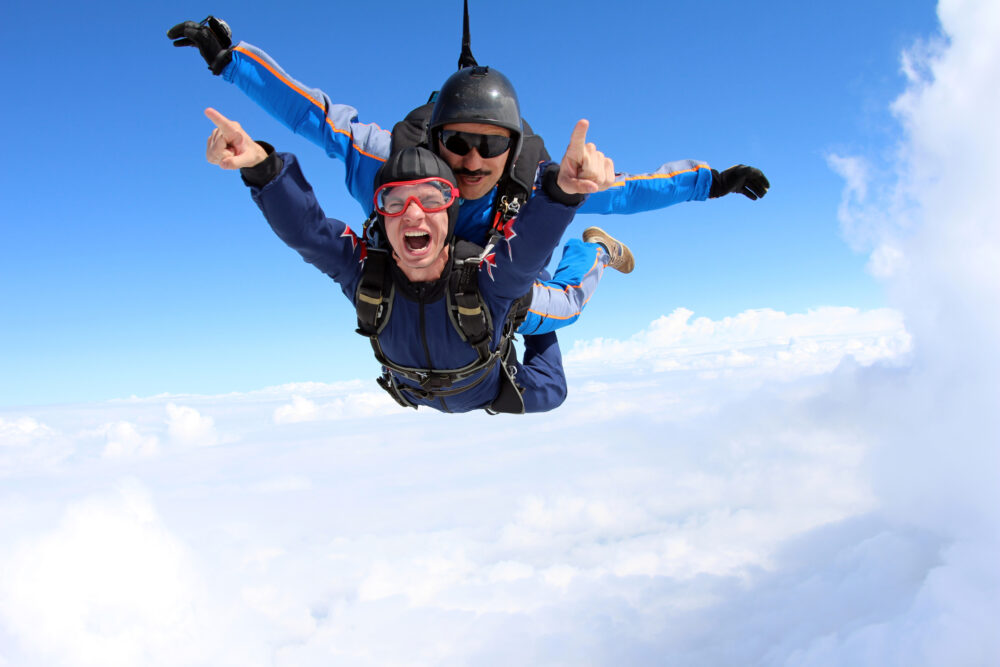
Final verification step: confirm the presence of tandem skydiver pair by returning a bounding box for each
[169,14,770,414]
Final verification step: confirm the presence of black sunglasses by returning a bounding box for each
[437,129,512,159]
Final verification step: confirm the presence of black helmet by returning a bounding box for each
[373,147,460,241]
[429,66,523,165]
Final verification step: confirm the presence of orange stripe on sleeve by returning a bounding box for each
[524,250,602,319]
[608,163,710,189]
[234,46,386,163]
[532,253,602,293]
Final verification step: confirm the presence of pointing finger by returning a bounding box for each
[204,107,241,136]
[566,119,590,156]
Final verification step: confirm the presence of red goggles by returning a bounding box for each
[373,177,458,217]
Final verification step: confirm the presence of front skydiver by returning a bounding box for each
[204,107,612,413]
[166,16,771,336]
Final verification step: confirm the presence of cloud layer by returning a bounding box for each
[0,303,905,665]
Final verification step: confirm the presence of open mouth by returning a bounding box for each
[404,230,431,252]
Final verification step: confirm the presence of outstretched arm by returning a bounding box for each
[580,160,770,215]
[489,120,612,300]
[203,109,366,296]
[169,18,390,213]
[171,18,767,219]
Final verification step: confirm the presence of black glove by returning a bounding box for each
[167,16,234,75]
[709,165,770,200]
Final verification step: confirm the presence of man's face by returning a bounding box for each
[381,182,453,280]
[436,123,511,201]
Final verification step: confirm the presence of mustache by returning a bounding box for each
[452,168,492,178]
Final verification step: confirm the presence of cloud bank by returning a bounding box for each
[0,303,903,665]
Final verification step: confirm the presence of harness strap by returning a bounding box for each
[486,339,526,415]
[355,249,391,336]
[390,347,500,402]
[451,250,492,363]
[377,372,418,410]
[370,334,501,390]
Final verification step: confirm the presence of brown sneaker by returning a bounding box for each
[583,226,635,274]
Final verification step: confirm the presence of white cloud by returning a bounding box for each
[273,390,402,424]
[165,403,220,446]
[0,482,252,666]
[0,416,54,446]
[813,0,1000,661]
[274,395,319,424]
[566,306,911,382]
[251,475,313,494]
[101,421,159,459]
[0,416,73,475]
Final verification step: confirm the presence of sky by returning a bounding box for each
[1,0,937,405]
[2,0,999,665]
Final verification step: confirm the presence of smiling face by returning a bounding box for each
[380,182,454,282]
[436,122,512,201]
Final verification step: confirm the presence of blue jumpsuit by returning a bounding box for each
[252,153,581,412]
[222,42,714,333]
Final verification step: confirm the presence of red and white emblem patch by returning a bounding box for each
[341,226,367,263]
[479,252,498,281]
[501,217,517,260]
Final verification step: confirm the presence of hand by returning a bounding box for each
[167,16,233,75]
[204,108,268,169]
[556,120,616,195]
[709,165,770,200]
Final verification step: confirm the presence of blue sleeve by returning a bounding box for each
[222,42,390,214]
[484,165,582,301]
[250,153,366,300]
[579,158,714,215]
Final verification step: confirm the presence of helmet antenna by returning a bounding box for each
[457,0,478,70]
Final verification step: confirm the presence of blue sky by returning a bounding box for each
[3,2,1000,664]
[1,0,938,406]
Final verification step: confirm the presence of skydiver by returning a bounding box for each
[167,17,770,336]
[204,108,610,413]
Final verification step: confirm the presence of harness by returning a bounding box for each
[352,4,547,415]
[357,86,544,414]
[354,237,531,414]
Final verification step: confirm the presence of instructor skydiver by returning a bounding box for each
[204,107,611,413]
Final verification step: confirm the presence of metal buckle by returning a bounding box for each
[499,195,521,221]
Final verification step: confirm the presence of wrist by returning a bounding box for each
[709,169,724,198]
[210,47,233,75]
[541,163,586,206]
[240,142,282,187]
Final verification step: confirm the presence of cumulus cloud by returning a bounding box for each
[101,421,159,459]
[273,390,402,424]
[165,403,221,447]
[0,416,73,475]
[804,0,1000,661]
[566,306,910,381]
[0,483,253,666]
